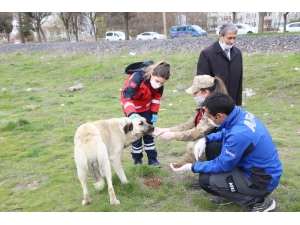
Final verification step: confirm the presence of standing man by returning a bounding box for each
[170,92,283,212]
[197,22,243,106]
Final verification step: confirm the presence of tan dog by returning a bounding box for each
[74,116,154,206]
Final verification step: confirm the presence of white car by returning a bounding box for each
[278,22,300,33]
[136,32,167,40]
[215,25,221,35]
[105,31,132,41]
[235,23,258,34]
[215,23,258,35]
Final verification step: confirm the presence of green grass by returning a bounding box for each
[0,49,299,212]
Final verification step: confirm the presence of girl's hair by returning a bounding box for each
[143,61,170,80]
[200,76,228,94]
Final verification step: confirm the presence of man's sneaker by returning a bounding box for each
[134,159,142,165]
[211,196,233,205]
[190,181,202,190]
[148,158,162,168]
[247,196,276,212]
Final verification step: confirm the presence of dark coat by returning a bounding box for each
[196,40,243,106]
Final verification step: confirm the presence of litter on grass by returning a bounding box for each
[243,88,256,97]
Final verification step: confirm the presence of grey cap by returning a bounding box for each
[185,75,215,94]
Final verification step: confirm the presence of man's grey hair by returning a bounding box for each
[219,22,238,36]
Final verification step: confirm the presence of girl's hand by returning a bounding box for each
[151,114,158,122]
[152,127,164,136]
[152,127,170,136]
[158,132,174,142]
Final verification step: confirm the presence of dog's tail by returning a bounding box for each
[88,160,102,181]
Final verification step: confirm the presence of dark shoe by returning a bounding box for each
[134,159,142,165]
[190,182,202,190]
[247,196,276,212]
[211,196,233,205]
[148,158,162,168]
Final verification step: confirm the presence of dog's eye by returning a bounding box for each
[139,121,143,125]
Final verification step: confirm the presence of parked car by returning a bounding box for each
[215,25,221,35]
[136,32,166,40]
[170,25,207,38]
[215,23,258,35]
[278,22,300,33]
[105,31,132,41]
[235,23,258,34]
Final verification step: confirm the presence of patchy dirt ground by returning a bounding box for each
[139,149,204,209]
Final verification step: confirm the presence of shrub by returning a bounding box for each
[26,35,35,42]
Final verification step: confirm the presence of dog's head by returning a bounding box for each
[123,116,154,136]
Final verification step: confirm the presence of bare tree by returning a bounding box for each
[288,12,300,22]
[283,12,289,32]
[85,12,103,41]
[163,12,167,37]
[25,12,52,43]
[258,12,266,33]
[70,13,80,42]
[131,12,163,35]
[14,13,36,43]
[18,13,25,43]
[122,12,136,40]
[232,12,238,23]
[0,12,13,43]
[57,12,73,42]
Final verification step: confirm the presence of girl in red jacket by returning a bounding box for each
[120,61,171,167]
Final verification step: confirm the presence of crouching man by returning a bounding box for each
[170,92,283,212]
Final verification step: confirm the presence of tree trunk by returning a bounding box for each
[40,28,47,42]
[18,12,25,43]
[65,27,70,42]
[232,12,237,23]
[37,20,47,42]
[93,22,97,41]
[283,12,289,32]
[123,13,129,40]
[258,12,265,33]
[163,12,167,37]
[35,25,42,43]
[75,32,79,42]
[5,32,10,43]
[87,12,98,42]
[75,16,79,42]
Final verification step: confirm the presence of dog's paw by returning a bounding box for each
[110,199,120,205]
[82,198,91,205]
[121,179,129,184]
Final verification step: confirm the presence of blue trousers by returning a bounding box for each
[130,110,158,161]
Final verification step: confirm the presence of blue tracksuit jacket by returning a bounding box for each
[192,106,283,191]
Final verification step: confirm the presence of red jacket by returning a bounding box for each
[120,61,164,116]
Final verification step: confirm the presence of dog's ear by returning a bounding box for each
[123,122,133,134]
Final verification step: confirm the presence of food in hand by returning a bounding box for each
[172,163,184,168]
